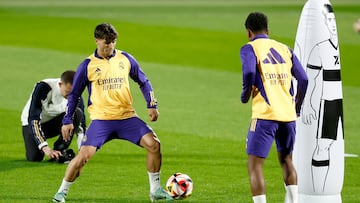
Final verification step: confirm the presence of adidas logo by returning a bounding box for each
[262,48,285,64]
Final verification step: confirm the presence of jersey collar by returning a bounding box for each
[94,49,116,59]
[251,34,269,41]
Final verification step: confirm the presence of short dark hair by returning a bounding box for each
[94,23,118,44]
[245,12,268,33]
[61,70,76,84]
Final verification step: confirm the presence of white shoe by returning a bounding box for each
[53,192,67,203]
[150,187,173,202]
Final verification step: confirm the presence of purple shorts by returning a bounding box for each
[246,119,296,158]
[82,117,154,149]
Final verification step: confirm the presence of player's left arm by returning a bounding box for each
[123,52,159,121]
[290,48,309,116]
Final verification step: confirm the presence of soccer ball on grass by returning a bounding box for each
[165,173,193,199]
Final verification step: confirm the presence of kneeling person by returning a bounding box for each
[21,70,86,163]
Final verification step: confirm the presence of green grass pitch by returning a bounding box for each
[0,0,359,202]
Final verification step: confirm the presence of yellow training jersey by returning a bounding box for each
[248,38,296,121]
[86,50,134,120]
[63,49,157,123]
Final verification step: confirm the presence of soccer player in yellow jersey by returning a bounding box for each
[240,13,308,203]
[53,23,172,202]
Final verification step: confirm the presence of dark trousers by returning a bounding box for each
[22,107,83,162]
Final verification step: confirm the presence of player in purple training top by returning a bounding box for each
[53,23,173,202]
[240,12,308,203]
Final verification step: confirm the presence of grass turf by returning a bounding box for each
[0,0,359,202]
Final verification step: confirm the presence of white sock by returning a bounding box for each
[76,126,85,150]
[57,179,74,194]
[284,183,290,203]
[148,171,160,194]
[253,194,266,203]
[285,185,298,203]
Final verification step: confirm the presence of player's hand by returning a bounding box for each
[61,124,74,141]
[42,146,62,159]
[148,108,159,122]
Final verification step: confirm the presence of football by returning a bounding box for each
[165,173,193,199]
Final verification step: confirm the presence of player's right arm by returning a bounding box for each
[240,44,256,103]
[62,59,89,141]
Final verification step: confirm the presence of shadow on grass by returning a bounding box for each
[0,159,61,172]
[69,198,153,203]
[0,196,153,203]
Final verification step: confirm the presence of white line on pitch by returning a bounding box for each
[345,153,359,157]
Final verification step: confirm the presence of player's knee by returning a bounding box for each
[147,139,160,153]
[141,133,161,152]
[151,141,160,153]
[73,155,88,168]
[76,149,94,166]
[80,153,91,162]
